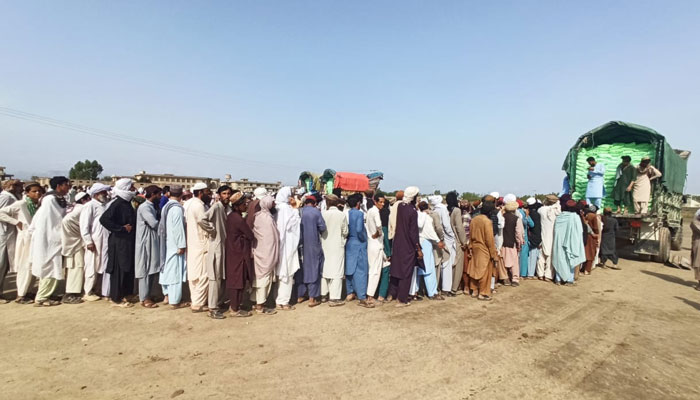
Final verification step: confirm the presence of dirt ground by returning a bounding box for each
[2,222,700,400]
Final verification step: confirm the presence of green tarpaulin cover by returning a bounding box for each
[563,121,688,200]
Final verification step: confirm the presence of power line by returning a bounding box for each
[0,106,311,171]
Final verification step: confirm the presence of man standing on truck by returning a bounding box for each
[586,157,605,209]
[612,156,636,214]
[629,156,662,215]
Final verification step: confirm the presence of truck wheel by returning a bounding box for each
[671,221,683,251]
[653,227,671,263]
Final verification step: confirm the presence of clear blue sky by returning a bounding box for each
[1,0,699,194]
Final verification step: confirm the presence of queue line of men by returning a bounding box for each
[0,177,630,316]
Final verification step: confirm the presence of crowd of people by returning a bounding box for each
[0,170,645,319]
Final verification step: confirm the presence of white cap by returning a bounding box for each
[504,193,517,203]
[75,192,88,202]
[526,197,536,206]
[253,187,268,200]
[192,182,208,191]
[489,192,500,198]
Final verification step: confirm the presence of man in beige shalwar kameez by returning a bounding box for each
[61,192,90,304]
[198,185,232,319]
[691,210,700,291]
[629,156,662,215]
[251,195,279,314]
[321,195,348,306]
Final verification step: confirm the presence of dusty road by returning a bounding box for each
[2,224,699,400]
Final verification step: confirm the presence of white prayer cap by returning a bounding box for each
[489,192,500,199]
[192,182,208,191]
[526,197,536,206]
[253,187,268,200]
[403,186,420,203]
[504,193,517,203]
[137,187,144,194]
[88,182,111,197]
[428,195,443,207]
[75,192,88,202]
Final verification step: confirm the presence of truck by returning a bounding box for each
[562,121,690,263]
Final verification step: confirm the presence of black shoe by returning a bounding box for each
[208,310,226,320]
[511,281,520,287]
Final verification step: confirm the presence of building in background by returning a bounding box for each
[32,170,282,193]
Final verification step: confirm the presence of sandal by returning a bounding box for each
[141,300,159,308]
[357,300,375,308]
[111,301,134,308]
[328,300,345,307]
[34,299,61,307]
[394,302,411,308]
[16,296,34,305]
[230,310,252,317]
[477,295,493,301]
[255,307,277,315]
[276,304,296,311]
[170,302,191,310]
[191,305,209,313]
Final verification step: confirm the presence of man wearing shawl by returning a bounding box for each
[378,194,392,301]
[447,191,468,294]
[501,201,524,286]
[429,195,455,296]
[99,178,137,307]
[159,186,189,309]
[691,210,700,291]
[61,192,90,304]
[30,176,71,306]
[321,194,348,306]
[184,182,211,312]
[0,182,41,304]
[526,198,542,279]
[275,187,301,310]
[198,185,232,319]
[225,192,255,317]
[297,196,326,307]
[80,182,112,301]
[599,208,620,270]
[552,200,586,285]
[585,157,605,209]
[631,156,663,215]
[245,187,267,229]
[366,194,386,303]
[388,190,403,240]
[612,156,635,214]
[468,200,499,300]
[135,185,161,308]
[517,200,535,279]
[344,194,373,308]
[536,195,561,281]
[250,195,279,315]
[389,186,421,307]
[0,179,23,302]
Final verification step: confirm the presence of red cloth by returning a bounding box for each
[333,172,369,192]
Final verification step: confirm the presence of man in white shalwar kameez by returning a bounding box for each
[320,195,348,306]
[80,183,111,301]
[30,176,70,306]
[135,185,161,308]
[0,179,23,302]
[366,195,387,299]
[430,195,455,295]
[198,185,232,319]
[185,182,211,312]
[274,187,301,310]
[61,192,89,304]
[0,182,41,303]
[537,195,561,281]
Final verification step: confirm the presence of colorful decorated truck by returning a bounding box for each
[298,170,383,194]
[562,121,690,263]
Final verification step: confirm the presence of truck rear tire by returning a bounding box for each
[653,227,671,263]
[671,221,683,251]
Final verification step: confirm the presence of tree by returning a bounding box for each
[433,189,441,195]
[69,160,103,180]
